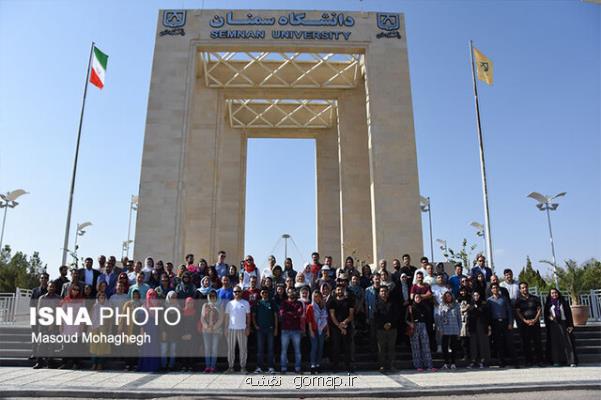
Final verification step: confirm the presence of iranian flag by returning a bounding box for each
[89,46,108,89]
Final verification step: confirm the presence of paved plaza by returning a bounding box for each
[0,366,599,398]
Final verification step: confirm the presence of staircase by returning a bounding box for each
[1,324,599,369]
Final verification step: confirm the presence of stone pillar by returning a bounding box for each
[213,124,247,265]
[337,87,374,265]
[315,127,342,262]
[180,80,222,262]
[134,21,191,263]
[363,41,424,263]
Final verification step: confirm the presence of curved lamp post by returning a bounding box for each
[527,191,566,289]
[0,189,28,250]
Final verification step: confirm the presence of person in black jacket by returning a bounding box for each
[544,288,577,366]
[77,257,101,296]
[467,291,491,368]
[374,286,399,371]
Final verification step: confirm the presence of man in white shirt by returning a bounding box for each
[500,268,520,304]
[225,286,251,373]
[412,257,430,284]
[261,255,276,280]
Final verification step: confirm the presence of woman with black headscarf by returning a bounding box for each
[544,288,577,367]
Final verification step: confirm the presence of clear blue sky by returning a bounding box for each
[0,0,599,279]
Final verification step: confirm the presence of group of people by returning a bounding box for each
[30,251,579,373]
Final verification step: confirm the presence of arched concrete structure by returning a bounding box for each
[135,9,423,266]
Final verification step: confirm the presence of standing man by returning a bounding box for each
[32,281,61,369]
[62,268,85,298]
[400,254,417,282]
[215,251,229,279]
[448,264,465,298]
[309,252,322,281]
[31,272,49,302]
[471,255,493,282]
[374,286,399,371]
[252,287,278,374]
[514,282,544,367]
[262,255,276,280]
[225,286,251,373]
[413,257,430,284]
[327,285,355,373]
[365,273,382,349]
[97,255,107,273]
[99,258,119,298]
[78,257,100,296]
[501,269,520,304]
[323,256,336,280]
[53,266,70,292]
[279,288,304,373]
[487,283,516,367]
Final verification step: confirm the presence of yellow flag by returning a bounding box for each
[473,47,494,85]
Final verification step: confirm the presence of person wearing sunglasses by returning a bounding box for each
[224,286,251,373]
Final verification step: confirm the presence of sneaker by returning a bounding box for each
[570,364,577,368]
[204,367,210,373]
[254,367,262,374]
[467,363,475,369]
[32,363,43,369]
[240,368,248,374]
[295,368,302,374]
[441,364,449,370]
[281,369,287,374]
[268,368,275,374]
[450,364,457,370]
[224,368,234,374]
[416,368,424,372]
[479,362,485,369]
[430,368,438,372]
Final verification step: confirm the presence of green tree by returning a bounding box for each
[518,256,551,292]
[581,258,601,291]
[0,245,46,292]
[443,238,478,269]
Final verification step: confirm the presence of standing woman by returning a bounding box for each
[201,290,224,373]
[197,276,213,300]
[544,288,577,367]
[180,296,200,371]
[306,290,329,374]
[137,289,161,373]
[457,287,471,361]
[437,292,461,369]
[406,294,436,372]
[467,291,491,368]
[60,285,84,369]
[90,291,111,370]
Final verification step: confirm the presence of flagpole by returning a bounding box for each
[469,40,495,273]
[61,41,95,266]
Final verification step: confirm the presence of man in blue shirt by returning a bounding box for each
[448,263,465,298]
[487,283,516,367]
[215,250,229,279]
[217,276,234,302]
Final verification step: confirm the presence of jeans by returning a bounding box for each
[256,329,275,369]
[203,332,220,369]
[310,330,326,367]
[160,342,176,368]
[280,330,301,371]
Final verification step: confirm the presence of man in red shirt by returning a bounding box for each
[243,275,261,307]
[279,288,305,373]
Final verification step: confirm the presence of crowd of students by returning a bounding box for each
[30,251,579,373]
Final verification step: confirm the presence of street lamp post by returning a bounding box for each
[122,240,133,259]
[72,221,92,266]
[420,196,434,262]
[126,195,139,258]
[282,234,290,259]
[527,191,566,289]
[0,189,28,250]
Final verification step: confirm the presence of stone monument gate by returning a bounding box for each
[135,9,423,266]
